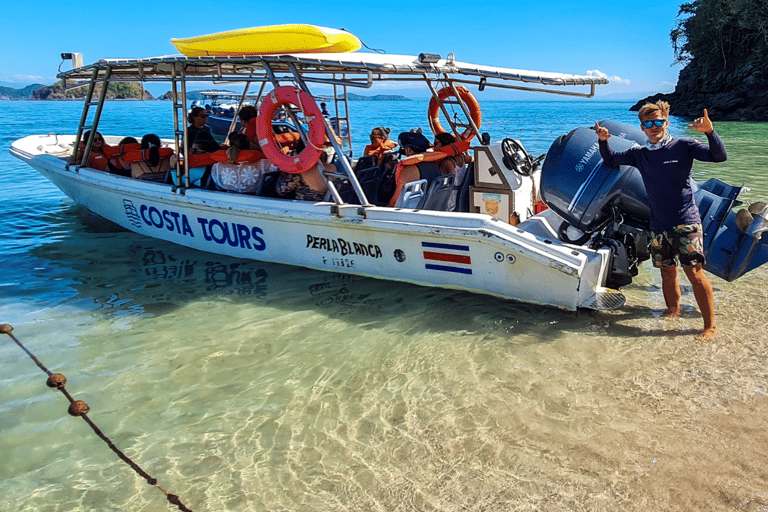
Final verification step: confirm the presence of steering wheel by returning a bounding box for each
[501,137,533,177]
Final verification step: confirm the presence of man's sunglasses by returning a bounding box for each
[641,119,666,128]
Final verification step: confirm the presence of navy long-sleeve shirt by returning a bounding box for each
[598,132,727,232]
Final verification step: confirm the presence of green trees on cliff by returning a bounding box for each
[33,81,147,100]
[671,0,768,72]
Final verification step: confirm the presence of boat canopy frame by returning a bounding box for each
[60,53,608,204]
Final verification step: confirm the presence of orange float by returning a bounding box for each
[257,87,325,173]
[427,86,481,142]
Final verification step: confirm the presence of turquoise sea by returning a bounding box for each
[2,98,768,511]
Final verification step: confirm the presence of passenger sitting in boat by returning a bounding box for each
[237,105,262,150]
[275,142,332,201]
[386,131,445,207]
[210,133,269,193]
[191,131,221,154]
[225,133,251,163]
[127,134,173,182]
[73,130,110,171]
[105,136,140,177]
[186,107,211,151]
[363,126,397,164]
[433,132,473,212]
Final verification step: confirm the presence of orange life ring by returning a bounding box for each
[257,87,325,174]
[427,86,481,142]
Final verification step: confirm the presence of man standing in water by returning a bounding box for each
[595,101,727,341]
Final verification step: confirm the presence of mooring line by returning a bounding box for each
[1,324,194,512]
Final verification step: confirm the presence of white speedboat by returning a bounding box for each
[190,89,309,141]
[10,51,768,310]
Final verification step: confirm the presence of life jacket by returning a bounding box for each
[186,148,265,169]
[78,142,114,171]
[393,151,449,186]
[118,146,175,180]
[120,146,175,165]
[103,143,142,171]
[436,138,472,158]
[242,117,259,142]
[363,139,398,161]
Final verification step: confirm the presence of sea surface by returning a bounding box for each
[2,98,768,511]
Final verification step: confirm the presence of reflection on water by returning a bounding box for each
[3,102,768,511]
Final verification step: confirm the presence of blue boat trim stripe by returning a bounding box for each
[425,264,473,275]
[421,242,470,251]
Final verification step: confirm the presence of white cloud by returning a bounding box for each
[586,70,631,85]
[0,73,55,85]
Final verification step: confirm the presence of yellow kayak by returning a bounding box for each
[171,24,361,57]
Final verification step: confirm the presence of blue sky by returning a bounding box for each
[2,0,685,98]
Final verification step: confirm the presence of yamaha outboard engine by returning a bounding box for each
[540,120,768,285]
[540,120,650,235]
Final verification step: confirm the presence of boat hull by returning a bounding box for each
[11,135,617,311]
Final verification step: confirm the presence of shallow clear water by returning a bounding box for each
[2,99,768,511]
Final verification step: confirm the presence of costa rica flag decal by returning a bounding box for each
[422,242,473,275]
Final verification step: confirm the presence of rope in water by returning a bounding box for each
[1,324,194,512]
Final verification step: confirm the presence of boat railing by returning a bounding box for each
[263,60,371,207]
[59,54,608,203]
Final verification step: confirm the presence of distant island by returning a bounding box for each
[633,0,767,121]
[0,84,47,100]
[1,81,156,100]
[159,91,411,102]
[2,83,412,103]
[343,93,411,101]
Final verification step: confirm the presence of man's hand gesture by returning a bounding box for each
[689,109,714,134]
[594,122,611,141]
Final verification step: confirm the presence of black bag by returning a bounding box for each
[377,153,399,205]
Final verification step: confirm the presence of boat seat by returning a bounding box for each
[257,170,283,198]
[330,178,359,203]
[455,162,475,213]
[419,173,455,211]
[355,165,383,206]
[394,179,428,209]
[354,155,378,172]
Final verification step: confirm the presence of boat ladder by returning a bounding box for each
[69,67,112,171]
[169,64,191,192]
[330,78,353,155]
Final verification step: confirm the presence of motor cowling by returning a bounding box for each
[540,120,651,233]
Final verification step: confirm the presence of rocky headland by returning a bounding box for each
[632,0,768,121]
[632,62,768,121]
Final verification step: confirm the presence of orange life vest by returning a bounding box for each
[78,142,115,171]
[363,139,398,160]
[186,148,265,168]
[120,146,175,164]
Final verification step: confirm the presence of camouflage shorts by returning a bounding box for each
[650,223,705,268]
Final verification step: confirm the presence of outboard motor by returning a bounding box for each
[540,120,651,235]
[540,120,768,283]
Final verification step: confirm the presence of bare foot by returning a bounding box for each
[661,308,681,318]
[695,326,717,341]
